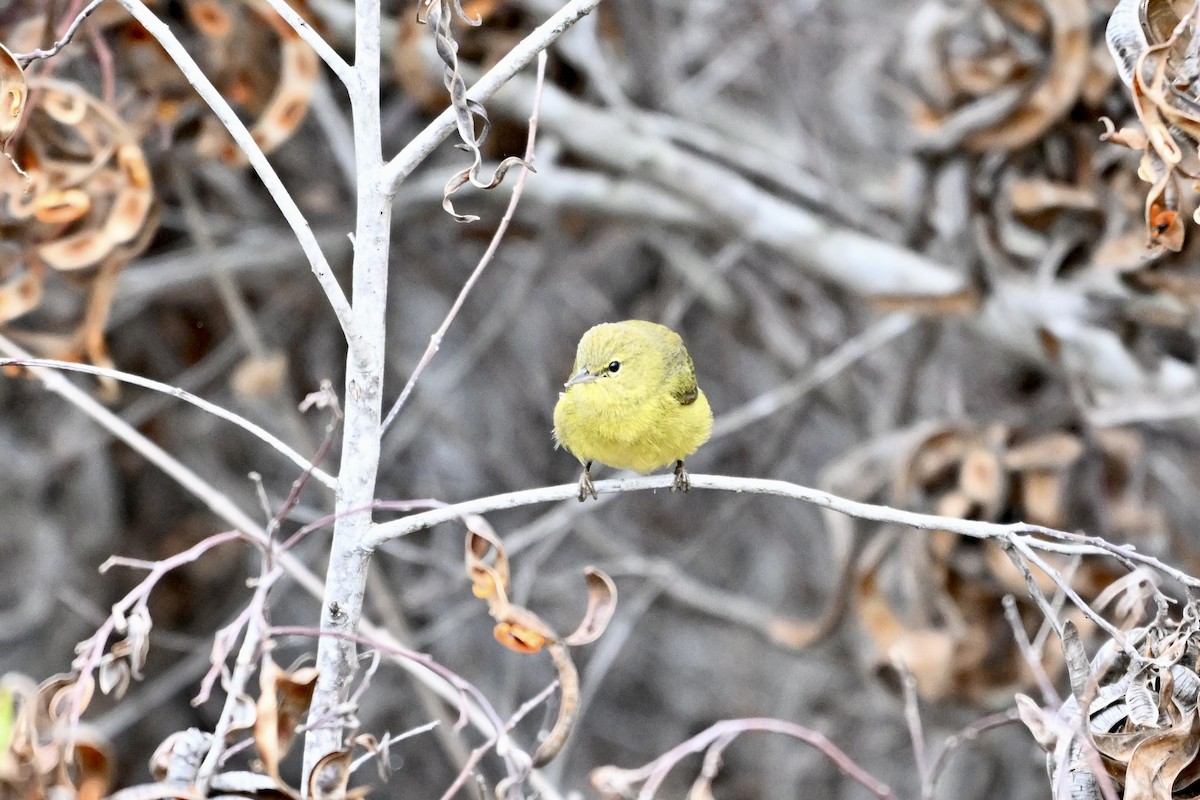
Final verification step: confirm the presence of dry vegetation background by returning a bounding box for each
[8,0,1200,798]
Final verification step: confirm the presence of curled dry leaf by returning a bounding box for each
[531,641,580,767]
[91,603,153,700]
[563,567,617,646]
[493,616,551,654]
[1092,568,1161,630]
[465,519,511,603]
[396,0,530,221]
[0,43,24,147]
[308,750,369,800]
[907,0,1090,152]
[254,655,319,787]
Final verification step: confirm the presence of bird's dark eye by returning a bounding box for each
[607,360,620,374]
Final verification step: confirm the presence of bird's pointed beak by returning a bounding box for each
[564,367,597,388]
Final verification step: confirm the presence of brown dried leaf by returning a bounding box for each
[1003,432,1085,471]
[254,657,283,782]
[0,43,25,146]
[958,444,1005,515]
[1019,470,1066,528]
[37,230,112,271]
[74,737,114,800]
[0,260,42,323]
[1122,707,1200,799]
[532,641,580,767]
[493,620,548,654]
[308,750,363,800]
[107,184,155,245]
[255,655,319,783]
[563,567,617,646]
[40,86,87,124]
[464,520,510,602]
[857,572,957,701]
[1009,178,1098,215]
[33,189,91,224]
[231,351,288,399]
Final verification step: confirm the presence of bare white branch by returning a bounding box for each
[110,0,357,345]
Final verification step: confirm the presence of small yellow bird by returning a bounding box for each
[553,320,713,501]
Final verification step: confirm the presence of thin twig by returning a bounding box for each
[69,529,250,725]
[381,50,548,434]
[922,709,1021,800]
[194,565,283,789]
[590,717,894,800]
[0,356,337,489]
[1002,595,1061,707]
[893,657,930,794]
[272,625,536,791]
[13,0,106,66]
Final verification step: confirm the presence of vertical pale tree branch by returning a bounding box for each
[301,0,390,780]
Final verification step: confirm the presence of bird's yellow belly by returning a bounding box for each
[553,390,712,474]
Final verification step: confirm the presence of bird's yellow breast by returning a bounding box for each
[553,380,713,474]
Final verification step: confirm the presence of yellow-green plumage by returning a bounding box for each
[553,320,712,499]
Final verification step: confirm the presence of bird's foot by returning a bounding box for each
[577,463,598,502]
[672,460,691,493]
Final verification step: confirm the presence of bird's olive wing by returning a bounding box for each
[670,351,700,406]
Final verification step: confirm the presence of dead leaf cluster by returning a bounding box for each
[1103,0,1200,252]
[0,673,113,800]
[3,0,320,164]
[0,0,318,384]
[464,514,616,766]
[1020,618,1200,799]
[854,421,1158,704]
[905,0,1096,153]
[0,78,154,389]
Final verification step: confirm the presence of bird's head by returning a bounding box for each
[563,322,671,404]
